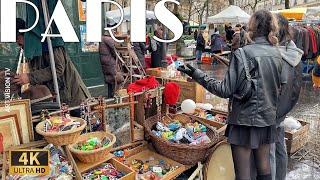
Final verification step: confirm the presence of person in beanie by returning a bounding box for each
[178,10,282,180]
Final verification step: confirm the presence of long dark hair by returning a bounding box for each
[247,10,279,45]
[276,14,292,46]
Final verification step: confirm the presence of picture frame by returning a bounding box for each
[0,99,34,143]
[0,113,21,150]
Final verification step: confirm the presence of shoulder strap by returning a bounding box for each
[239,48,251,80]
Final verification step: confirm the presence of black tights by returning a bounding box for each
[231,144,272,180]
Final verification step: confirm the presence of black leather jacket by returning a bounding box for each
[192,38,283,127]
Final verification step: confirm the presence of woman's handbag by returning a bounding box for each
[233,48,254,100]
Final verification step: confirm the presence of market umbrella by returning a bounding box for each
[207,5,250,24]
[105,7,156,24]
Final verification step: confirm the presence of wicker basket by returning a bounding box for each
[35,117,87,146]
[68,131,116,163]
[145,114,221,165]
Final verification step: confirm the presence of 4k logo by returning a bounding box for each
[9,150,50,175]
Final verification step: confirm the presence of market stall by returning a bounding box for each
[0,73,235,180]
[207,5,250,24]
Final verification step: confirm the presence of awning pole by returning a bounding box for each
[41,0,61,107]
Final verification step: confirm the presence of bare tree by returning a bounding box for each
[193,0,209,25]
[241,0,268,13]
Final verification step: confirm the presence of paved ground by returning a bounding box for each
[191,61,320,180]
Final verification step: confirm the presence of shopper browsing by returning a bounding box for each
[178,10,282,180]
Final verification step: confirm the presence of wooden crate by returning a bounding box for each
[191,115,227,136]
[111,141,148,158]
[146,68,162,77]
[78,157,135,180]
[159,77,205,103]
[73,151,135,180]
[126,149,186,180]
[285,120,310,154]
[2,141,81,180]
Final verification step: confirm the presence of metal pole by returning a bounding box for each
[41,0,61,107]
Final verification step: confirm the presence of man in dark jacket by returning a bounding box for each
[196,30,205,63]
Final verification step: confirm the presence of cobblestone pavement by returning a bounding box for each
[190,61,320,180]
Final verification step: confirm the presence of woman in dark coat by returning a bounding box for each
[179,10,282,180]
[99,35,118,98]
[150,29,165,68]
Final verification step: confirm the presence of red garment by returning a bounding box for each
[127,76,160,93]
[307,27,318,54]
[163,82,180,105]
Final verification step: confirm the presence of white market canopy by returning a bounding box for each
[207,5,250,24]
[106,7,156,23]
